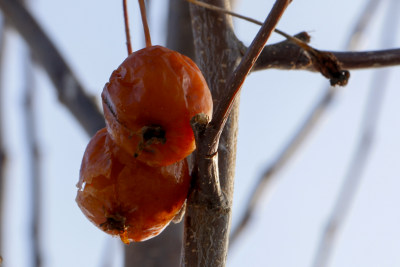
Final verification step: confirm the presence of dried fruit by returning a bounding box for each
[102,45,212,166]
[76,128,190,243]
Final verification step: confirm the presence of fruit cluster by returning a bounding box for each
[76,46,212,243]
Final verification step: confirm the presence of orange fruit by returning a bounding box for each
[76,128,191,243]
[102,45,212,166]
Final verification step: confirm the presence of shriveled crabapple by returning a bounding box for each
[76,128,191,243]
[102,45,213,167]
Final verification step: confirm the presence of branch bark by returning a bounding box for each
[0,0,104,136]
[182,1,240,265]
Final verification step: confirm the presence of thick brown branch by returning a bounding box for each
[0,0,104,136]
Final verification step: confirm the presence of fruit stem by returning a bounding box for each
[138,0,152,47]
[123,0,133,55]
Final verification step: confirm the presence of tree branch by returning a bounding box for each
[254,45,400,72]
[334,49,400,69]
[185,0,397,83]
[183,0,241,265]
[0,0,104,136]
[183,0,292,266]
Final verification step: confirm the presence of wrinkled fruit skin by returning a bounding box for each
[76,128,191,243]
[102,45,213,166]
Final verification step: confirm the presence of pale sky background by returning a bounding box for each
[1,0,400,267]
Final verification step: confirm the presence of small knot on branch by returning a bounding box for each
[293,31,311,43]
[308,50,350,86]
[190,113,210,142]
[274,29,350,86]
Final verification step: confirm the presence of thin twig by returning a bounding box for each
[123,0,133,55]
[0,0,104,136]
[186,0,296,40]
[187,0,262,26]
[311,1,398,266]
[229,0,382,245]
[186,0,311,47]
[254,0,397,73]
[206,0,293,152]
[186,0,399,73]
[187,0,350,86]
[138,0,152,47]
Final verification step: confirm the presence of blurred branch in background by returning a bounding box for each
[124,223,183,267]
[0,0,104,137]
[21,25,42,267]
[167,0,194,59]
[311,1,399,266]
[230,0,382,245]
[0,14,6,263]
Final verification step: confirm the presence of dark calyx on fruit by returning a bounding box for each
[100,213,127,233]
[135,125,167,157]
